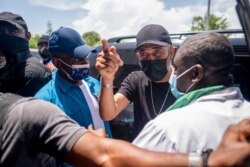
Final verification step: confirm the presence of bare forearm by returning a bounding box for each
[99,78,118,120]
[68,132,188,167]
[102,138,188,167]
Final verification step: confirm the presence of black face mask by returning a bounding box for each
[0,35,29,56]
[139,59,168,81]
[38,47,51,64]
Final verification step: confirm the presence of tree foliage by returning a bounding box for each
[29,34,40,49]
[82,31,101,46]
[191,14,228,31]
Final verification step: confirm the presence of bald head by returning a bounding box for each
[175,32,235,87]
[179,32,234,71]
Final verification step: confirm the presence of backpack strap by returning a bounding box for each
[0,93,23,157]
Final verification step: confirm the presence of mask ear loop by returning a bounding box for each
[185,82,196,93]
[58,58,72,68]
[177,65,195,79]
[176,65,197,93]
[57,59,76,81]
[60,67,75,81]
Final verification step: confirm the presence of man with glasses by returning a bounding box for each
[35,27,111,138]
[96,24,176,138]
[0,12,51,96]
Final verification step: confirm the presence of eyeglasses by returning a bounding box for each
[136,46,169,60]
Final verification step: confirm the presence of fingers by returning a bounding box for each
[209,119,250,167]
[88,125,107,138]
[101,39,110,57]
[219,119,250,146]
[96,53,119,71]
[88,124,94,130]
[95,39,124,80]
[237,119,250,142]
[100,39,123,66]
[94,128,107,138]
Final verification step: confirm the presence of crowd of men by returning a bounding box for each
[1,11,250,167]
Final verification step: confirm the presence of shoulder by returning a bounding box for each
[151,106,204,133]
[25,56,51,77]
[7,97,61,122]
[122,71,147,84]
[34,79,55,98]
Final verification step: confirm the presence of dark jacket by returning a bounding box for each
[0,51,52,96]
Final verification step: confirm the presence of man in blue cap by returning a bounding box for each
[35,27,111,137]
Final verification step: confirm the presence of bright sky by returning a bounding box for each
[0,0,241,39]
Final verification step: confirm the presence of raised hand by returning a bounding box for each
[209,119,250,167]
[95,39,123,82]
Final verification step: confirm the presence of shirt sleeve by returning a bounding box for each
[118,72,137,102]
[19,98,87,160]
[132,119,176,152]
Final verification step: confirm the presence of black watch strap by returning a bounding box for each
[202,149,213,167]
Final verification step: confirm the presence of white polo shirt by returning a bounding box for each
[133,87,250,153]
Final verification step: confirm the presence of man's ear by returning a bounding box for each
[169,46,175,58]
[26,31,31,40]
[52,58,59,68]
[192,64,203,82]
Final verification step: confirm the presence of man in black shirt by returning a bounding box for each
[96,24,176,138]
[0,12,51,96]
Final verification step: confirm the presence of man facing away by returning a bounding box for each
[0,12,51,96]
[132,32,250,153]
[96,24,176,138]
[35,27,111,136]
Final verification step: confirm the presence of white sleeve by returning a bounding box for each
[132,120,177,152]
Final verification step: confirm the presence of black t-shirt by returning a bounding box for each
[118,71,176,137]
[0,51,52,97]
[0,94,87,167]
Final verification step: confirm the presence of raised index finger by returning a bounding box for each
[101,39,110,57]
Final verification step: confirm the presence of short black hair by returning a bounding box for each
[179,32,234,76]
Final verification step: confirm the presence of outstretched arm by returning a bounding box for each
[66,132,188,167]
[66,119,250,167]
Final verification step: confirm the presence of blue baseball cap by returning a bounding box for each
[48,27,95,59]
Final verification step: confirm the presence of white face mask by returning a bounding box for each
[169,66,196,98]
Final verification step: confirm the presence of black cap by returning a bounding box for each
[0,12,28,31]
[136,24,172,50]
[38,35,50,46]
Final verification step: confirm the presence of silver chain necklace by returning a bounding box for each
[150,81,170,116]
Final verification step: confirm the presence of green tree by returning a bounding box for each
[82,31,101,46]
[46,20,53,35]
[191,14,228,31]
[29,34,40,49]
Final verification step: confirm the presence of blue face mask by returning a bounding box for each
[59,59,90,81]
[169,66,196,98]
